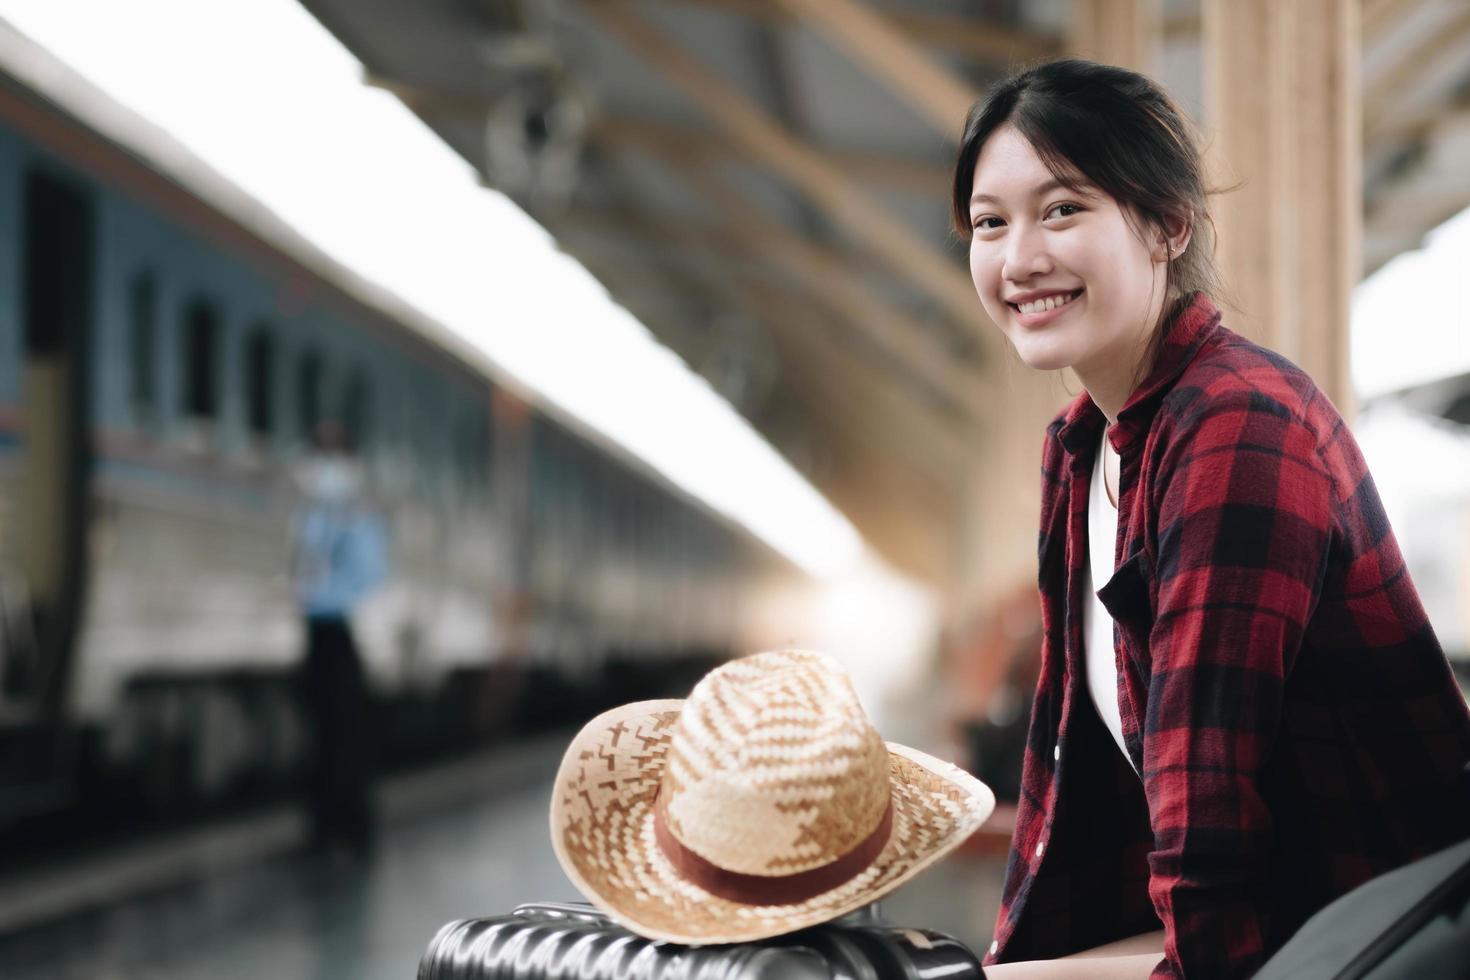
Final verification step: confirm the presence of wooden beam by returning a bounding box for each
[1365,105,1470,243]
[662,0,1061,63]
[1368,184,1470,237]
[369,74,951,197]
[596,112,950,196]
[692,164,985,414]
[1204,0,1359,416]
[773,0,979,139]
[556,206,764,268]
[565,178,980,467]
[744,282,968,495]
[594,121,981,375]
[575,238,967,500]
[734,279,974,493]
[365,73,491,118]
[1363,5,1470,140]
[569,253,711,355]
[607,128,986,414]
[581,1,1003,359]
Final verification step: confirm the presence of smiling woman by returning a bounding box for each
[952,63,1224,423]
[950,60,1470,980]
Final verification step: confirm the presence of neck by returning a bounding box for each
[1080,290,1175,424]
[1081,381,1126,427]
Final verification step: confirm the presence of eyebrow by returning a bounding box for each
[970,177,1092,207]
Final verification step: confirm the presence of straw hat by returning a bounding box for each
[549,649,995,945]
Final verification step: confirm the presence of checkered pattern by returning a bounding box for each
[985,293,1470,979]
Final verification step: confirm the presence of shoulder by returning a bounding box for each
[1144,330,1355,529]
[1155,327,1342,461]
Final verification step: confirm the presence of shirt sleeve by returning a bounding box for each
[344,512,389,605]
[1142,391,1334,979]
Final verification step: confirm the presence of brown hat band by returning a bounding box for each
[652,799,894,906]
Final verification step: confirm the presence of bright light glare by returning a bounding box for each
[1353,205,1470,399]
[734,550,940,735]
[0,0,864,577]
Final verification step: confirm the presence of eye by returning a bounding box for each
[1046,203,1083,219]
[972,216,1004,231]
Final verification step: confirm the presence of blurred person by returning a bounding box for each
[953,60,1470,978]
[949,583,1042,807]
[291,419,388,862]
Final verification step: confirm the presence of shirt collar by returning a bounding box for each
[1055,292,1223,460]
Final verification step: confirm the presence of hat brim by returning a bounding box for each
[549,698,996,945]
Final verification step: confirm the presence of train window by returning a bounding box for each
[343,368,370,452]
[297,348,323,440]
[128,272,157,428]
[456,410,488,493]
[182,298,219,419]
[244,327,274,437]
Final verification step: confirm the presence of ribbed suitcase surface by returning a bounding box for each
[418,902,985,980]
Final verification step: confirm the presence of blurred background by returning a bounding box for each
[0,0,1466,977]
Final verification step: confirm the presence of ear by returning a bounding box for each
[1151,213,1193,263]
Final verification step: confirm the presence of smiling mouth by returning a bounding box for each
[1008,288,1084,315]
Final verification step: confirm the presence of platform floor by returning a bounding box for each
[0,736,1008,979]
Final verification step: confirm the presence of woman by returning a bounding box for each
[955,60,1470,979]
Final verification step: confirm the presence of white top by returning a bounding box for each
[1083,428,1139,775]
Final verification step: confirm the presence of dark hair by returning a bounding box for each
[951,59,1230,376]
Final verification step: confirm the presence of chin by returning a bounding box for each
[1007,335,1078,373]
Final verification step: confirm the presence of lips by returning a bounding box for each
[1007,288,1084,328]
[1007,288,1083,314]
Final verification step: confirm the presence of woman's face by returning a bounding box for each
[967,125,1175,402]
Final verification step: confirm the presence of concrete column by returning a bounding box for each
[1204,0,1360,417]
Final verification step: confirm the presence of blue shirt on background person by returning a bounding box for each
[290,456,388,619]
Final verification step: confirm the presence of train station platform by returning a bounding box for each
[0,730,1010,979]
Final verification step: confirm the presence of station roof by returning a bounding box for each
[295,0,1470,586]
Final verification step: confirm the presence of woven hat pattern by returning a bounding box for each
[662,649,890,875]
[550,650,995,945]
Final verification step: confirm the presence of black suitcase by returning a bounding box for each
[1253,835,1470,980]
[417,901,986,980]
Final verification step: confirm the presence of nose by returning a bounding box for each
[1001,221,1053,284]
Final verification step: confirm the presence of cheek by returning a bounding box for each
[968,246,1007,320]
[968,243,1000,295]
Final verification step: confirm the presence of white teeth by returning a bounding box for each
[1018,291,1078,315]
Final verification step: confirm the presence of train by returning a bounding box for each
[0,24,809,842]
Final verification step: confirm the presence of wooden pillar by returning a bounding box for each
[1069,0,1162,74]
[1203,0,1359,418]
[951,367,1073,629]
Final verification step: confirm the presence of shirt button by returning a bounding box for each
[1035,840,1046,858]
[989,941,999,956]
[1053,744,1061,762]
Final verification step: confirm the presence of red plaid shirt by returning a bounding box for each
[983,293,1470,978]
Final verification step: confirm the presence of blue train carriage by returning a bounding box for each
[518,399,796,716]
[0,35,804,836]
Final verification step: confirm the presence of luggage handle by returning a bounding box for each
[510,901,612,925]
[510,900,888,931]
